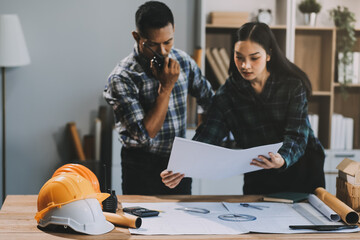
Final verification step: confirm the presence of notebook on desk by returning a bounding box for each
[263,192,309,203]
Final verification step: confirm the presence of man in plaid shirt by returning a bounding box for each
[103,1,213,195]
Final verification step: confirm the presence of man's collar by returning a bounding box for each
[133,42,151,72]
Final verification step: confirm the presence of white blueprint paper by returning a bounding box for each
[167,137,282,179]
[308,194,341,222]
[221,202,358,234]
[123,202,360,235]
[122,202,249,235]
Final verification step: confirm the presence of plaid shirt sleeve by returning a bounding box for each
[187,57,214,112]
[278,83,309,168]
[104,72,151,145]
[192,93,228,145]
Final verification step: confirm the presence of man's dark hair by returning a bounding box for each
[135,1,174,38]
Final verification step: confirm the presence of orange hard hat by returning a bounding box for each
[35,173,109,222]
[52,163,101,193]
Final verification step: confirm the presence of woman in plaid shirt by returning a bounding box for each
[162,22,325,194]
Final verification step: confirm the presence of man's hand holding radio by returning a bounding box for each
[151,57,180,94]
[144,56,181,138]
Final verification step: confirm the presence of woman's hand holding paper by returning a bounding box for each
[250,152,285,169]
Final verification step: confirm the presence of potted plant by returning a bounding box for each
[330,6,356,89]
[298,0,322,26]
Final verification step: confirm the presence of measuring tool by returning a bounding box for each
[293,203,326,225]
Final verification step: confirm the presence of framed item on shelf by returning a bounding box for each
[257,9,272,25]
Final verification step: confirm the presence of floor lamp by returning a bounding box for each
[0,15,30,203]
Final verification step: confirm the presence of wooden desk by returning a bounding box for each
[1,195,360,239]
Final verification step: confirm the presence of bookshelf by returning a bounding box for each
[294,27,335,149]
[205,23,360,151]
[175,0,360,197]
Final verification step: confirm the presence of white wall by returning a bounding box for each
[0,0,197,206]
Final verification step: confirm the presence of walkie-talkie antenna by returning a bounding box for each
[103,163,107,191]
[102,163,117,213]
[143,42,162,59]
[143,42,164,70]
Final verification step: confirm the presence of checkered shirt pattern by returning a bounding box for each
[104,45,213,155]
[193,73,324,169]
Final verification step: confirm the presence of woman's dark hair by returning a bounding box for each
[135,1,174,38]
[229,22,312,98]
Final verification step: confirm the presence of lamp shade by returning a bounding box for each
[0,14,30,67]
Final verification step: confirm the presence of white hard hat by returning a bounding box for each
[38,198,114,235]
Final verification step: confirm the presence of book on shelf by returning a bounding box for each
[218,48,230,68]
[331,114,354,150]
[353,52,360,84]
[330,114,337,149]
[211,48,229,81]
[210,11,249,26]
[345,117,354,150]
[68,122,86,161]
[308,114,319,138]
[263,192,309,203]
[338,52,360,84]
[205,48,226,85]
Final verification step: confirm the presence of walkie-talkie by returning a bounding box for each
[143,42,165,71]
[102,164,118,213]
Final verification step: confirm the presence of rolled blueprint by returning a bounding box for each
[103,212,142,228]
[314,187,359,224]
[308,194,340,222]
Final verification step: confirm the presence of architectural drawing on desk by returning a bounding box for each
[122,201,360,235]
[331,114,354,150]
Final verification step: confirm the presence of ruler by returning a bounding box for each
[293,203,326,225]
